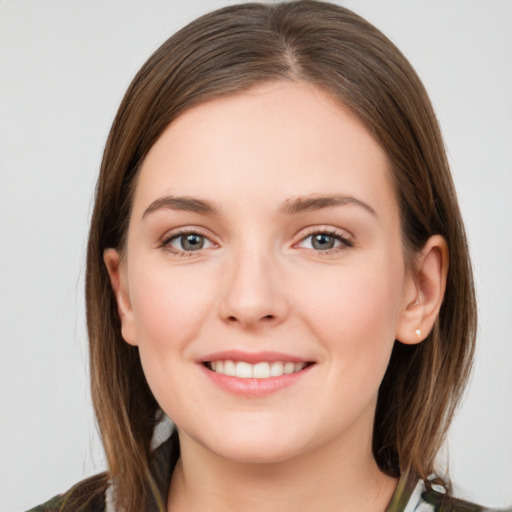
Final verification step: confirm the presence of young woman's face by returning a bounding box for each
[108,81,418,464]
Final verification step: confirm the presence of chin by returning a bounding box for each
[181,423,311,465]
[212,440,305,465]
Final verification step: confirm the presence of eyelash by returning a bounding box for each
[294,227,354,255]
[159,228,216,257]
[159,227,354,257]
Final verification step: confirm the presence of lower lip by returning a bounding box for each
[200,364,313,397]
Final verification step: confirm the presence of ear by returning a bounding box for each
[396,235,449,345]
[103,248,138,346]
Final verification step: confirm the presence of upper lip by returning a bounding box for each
[197,350,313,365]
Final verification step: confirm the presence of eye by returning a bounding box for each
[164,231,215,253]
[296,229,353,252]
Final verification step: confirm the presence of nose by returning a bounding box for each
[218,245,289,329]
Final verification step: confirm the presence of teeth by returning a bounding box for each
[224,360,236,376]
[284,362,295,374]
[208,360,307,378]
[270,361,284,377]
[253,362,270,378]
[235,361,252,378]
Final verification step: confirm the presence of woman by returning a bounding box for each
[28,1,489,511]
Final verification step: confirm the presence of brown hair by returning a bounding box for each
[85,1,476,510]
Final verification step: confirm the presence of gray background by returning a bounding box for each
[1,1,511,510]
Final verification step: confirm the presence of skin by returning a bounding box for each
[105,81,448,512]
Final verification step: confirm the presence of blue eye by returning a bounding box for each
[297,231,352,251]
[310,233,339,250]
[168,233,213,251]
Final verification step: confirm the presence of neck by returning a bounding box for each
[167,424,397,512]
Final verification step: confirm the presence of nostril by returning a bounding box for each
[225,314,275,324]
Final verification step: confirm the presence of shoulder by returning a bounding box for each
[420,486,493,512]
[389,475,493,512]
[407,479,492,512]
[25,427,178,512]
[26,473,108,512]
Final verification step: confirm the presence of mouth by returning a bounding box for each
[199,352,315,395]
[203,360,312,379]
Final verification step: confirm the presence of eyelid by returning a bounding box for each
[292,226,354,253]
[159,226,218,255]
[157,225,353,256]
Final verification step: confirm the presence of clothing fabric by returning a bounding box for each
[27,423,492,512]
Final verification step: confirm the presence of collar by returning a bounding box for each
[105,414,426,512]
[105,415,176,512]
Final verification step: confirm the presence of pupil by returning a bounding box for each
[313,234,334,250]
[182,234,204,250]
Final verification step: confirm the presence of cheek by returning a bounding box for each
[126,262,219,417]
[295,255,404,369]
[128,261,217,351]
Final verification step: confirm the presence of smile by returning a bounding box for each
[199,351,315,396]
[206,360,308,379]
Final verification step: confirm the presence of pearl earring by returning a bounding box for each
[415,328,421,337]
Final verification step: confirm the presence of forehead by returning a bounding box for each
[133,81,396,219]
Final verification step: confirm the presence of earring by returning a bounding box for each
[415,328,421,338]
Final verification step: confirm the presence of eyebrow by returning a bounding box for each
[280,194,376,216]
[142,193,376,219]
[142,196,220,218]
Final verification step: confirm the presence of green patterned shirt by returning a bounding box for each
[28,432,498,512]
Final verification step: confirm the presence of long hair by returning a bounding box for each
[85,2,476,510]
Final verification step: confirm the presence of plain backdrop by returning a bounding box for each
[1,1,511,510]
